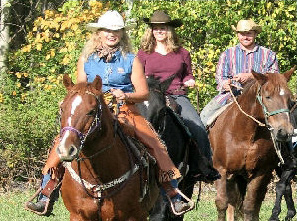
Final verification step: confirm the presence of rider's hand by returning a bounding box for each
[111,89,127,101]
[233,73,253,84]
[184,79,196,87]
[222,79,231,91]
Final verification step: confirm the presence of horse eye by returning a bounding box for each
[87,109,96,116]
[265,96,271,99]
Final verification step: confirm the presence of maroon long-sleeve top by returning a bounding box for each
[137,47,194,95]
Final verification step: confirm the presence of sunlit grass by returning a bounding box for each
[0,183,296,220]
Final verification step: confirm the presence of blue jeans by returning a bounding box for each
[200,97,224,127]
[171,95,212,160]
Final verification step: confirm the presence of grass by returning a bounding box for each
[0,183,295,220]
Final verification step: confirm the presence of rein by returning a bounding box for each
[60,91,138,202]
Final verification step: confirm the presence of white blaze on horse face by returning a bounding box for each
[68,95,82,126]
[143,101,149,108]
[279,88,285,96]
[59,95,83,156]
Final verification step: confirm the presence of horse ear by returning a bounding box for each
[160,75,176,93]
[252,70,268,85]
[63,74,74,90]
[283,65,296,82]
[91,75,102,93]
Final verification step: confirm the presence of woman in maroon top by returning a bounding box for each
[137,10,220,182]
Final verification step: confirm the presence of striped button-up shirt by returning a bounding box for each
[214,44,279,105]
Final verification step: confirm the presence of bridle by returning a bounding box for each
[256,85,290,129]
[59,90,139,205]
[59,91,103,158]
[231,84,292,164]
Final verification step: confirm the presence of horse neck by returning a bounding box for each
[236,83,264,125]
[79,100,131,181]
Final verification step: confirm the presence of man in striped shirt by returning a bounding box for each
[200,19,279,126]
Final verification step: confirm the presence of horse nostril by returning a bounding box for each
[69,145,78,157]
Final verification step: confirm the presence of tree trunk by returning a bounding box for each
[0,0,10,79]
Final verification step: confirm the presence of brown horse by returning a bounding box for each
[208,67,296,221]
[57,74,159,220]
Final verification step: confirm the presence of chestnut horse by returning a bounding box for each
[57,74,159,220]
[208,67,295,221]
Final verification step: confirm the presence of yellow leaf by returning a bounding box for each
[23,73,28,77]
[71,24,78,31]
[59,48,68,53]
[45,54,51,60]
[12,91,16,96]
[50,50,55,57]
[17,83,21,87]
[36,43,42,51]
[16,72,22,78]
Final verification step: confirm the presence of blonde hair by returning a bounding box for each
[140,25,181,53]
[81,29,132,60]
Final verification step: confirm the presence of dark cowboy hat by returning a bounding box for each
[143,10,182,28]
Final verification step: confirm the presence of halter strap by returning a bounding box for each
[256,86,289,117]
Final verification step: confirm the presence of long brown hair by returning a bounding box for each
[140,25,181,53]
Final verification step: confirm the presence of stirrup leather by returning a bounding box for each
[166,188,195,216]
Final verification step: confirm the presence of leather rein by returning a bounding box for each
[59,91,138,201]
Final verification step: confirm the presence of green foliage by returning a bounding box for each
[0,0,118,185]
[129,0,297,107]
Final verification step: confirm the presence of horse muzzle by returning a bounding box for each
[272,124,294,142]
[56,143,79,162]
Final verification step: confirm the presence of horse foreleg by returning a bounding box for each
[284,169,296,221]
[215,169,228,221]
[244,173,272,221]
[269,180,286,221]
[284,181,296,221]
[227,205,235,221]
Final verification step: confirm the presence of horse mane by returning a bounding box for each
[68,82,102,96]
[240,72,291,99]
[146,75,162,89]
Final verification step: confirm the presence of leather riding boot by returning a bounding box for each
[25,199,54,217]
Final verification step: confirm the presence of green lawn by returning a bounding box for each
[0,183,294,220]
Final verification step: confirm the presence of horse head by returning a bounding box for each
[252,66,296,141]
[56,74,103,161]
[141,75,175,126]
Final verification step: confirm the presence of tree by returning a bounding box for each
[0,0,10,79]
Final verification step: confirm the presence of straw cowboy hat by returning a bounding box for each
[231,19,262,33]
[86,10,129,31]
[143,10,182,28]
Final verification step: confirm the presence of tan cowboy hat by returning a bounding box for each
[231,19,262,33]
[143,10,182,28]
[86,10,129,31]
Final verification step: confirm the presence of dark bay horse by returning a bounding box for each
[270,102,297,221]
[137,76,215,220]
[208,67,296,221]
[57,74,159,220]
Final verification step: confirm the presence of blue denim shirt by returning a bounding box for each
[84,51,135,93]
